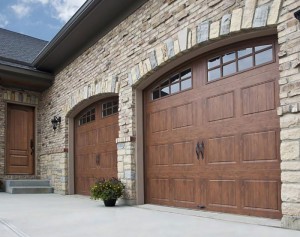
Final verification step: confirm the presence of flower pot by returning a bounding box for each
[103,199,117,207]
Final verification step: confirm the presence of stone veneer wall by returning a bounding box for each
[37,0,300,230]
[0,87,40,180]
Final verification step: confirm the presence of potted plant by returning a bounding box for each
[90,177,125,207]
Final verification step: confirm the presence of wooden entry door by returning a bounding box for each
[144,37,281,219]
[6,104,35,174]
[74,98,119,195]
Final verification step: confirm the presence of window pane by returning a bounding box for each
[223,52,235,63]
[181,69,192,80]
[255,44,271,52]
[181,79,192,90]
[238,48,252,58]
[113,106,118,113]
[170,74,179,83]
[152,90,160,100]
[107,108,112,115]
[208,68,221,81]
[91,108,95,114]
[161,87,170,97]
[103,111,107,117]
[170,83,180,94]
[87,117,90,123]
[208,57,220,69]
[255,48,273,66]
[223,62,236,76]
[91,114,95,121]
[113,101,118,106]
[161,79,169,87]
[107,102,112,108]
[103,103,106,109]
[238,56,253,71]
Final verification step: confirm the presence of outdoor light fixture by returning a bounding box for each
[51,116,61,130]
[295,10,300,22]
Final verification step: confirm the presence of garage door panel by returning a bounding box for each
[149,144,169,166]
[172,141,194,165]
[207,136,236,164]
[149,178,170,201]
[242,180,280,211]
[242,81,275,115]
[172,103,193,129]
[207,91,235,122]
[150,110,168,133]
[242,130,278,162]
[173,178,196,204]
[207,179,238,208]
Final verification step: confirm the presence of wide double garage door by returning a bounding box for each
[144,37,282,219]
[74,98,119,195]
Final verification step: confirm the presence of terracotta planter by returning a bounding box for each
[103,199,117,207]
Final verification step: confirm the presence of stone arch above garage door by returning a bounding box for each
[128,0,283,86]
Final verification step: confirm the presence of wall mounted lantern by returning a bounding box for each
[51,116,61,130]
[295,10,300,22]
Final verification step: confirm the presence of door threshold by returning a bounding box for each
[137,204,281,228]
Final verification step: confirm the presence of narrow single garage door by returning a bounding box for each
[144,36,281,219]
[75,98,119,195]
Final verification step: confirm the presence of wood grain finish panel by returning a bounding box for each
[207,92,234,122]
[242,131,277,162]
[172,103,193,129]
[242,81,275,115]
[75,98,119,195]
[207,136,235,164]
[151,110,168,132]
[150,145,169,166]
[173,179,195,203]
[243,180,279,211]
[208,180,237,207]
[6,104,34,175]
[150,179,170,201]
[172,142,193,165]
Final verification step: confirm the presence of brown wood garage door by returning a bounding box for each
[74,98,119,195]
[144,37,282,219]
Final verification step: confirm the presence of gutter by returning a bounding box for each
[32,0,96,68]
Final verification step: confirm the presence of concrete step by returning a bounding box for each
[5,180,54,194]
[8,186,54,194]
[5,180,51,187]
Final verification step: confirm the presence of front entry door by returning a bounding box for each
[6,104,35,174]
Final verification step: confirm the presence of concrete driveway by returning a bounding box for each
[0,193,299,237]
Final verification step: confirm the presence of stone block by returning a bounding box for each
[281,161,300,171]
[149,51,158,69]
[282,171,300,183]
[178,28,189,51]
[281,184,300,202]
[156,44,165,65]
[282,216,300,230]
[165,38,175,59]
[280,114,300,128]
[174,40,180,55]
[220,14,231,35]
[209,21,220,39]
[197,21,210,43]
[267,0,282,25]
[230,8,243,32]
[281,141,299,161]
[242,0,257,29]
[282,203,300,216]
[253,5,269,28]
[281,128,300,140]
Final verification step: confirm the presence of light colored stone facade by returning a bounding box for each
[1,0,300,230]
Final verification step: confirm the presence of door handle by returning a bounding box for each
[96,154,100,166]
[30,139,34,155]
[196,141,204,160]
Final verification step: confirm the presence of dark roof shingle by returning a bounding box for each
[0,28,48,65]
